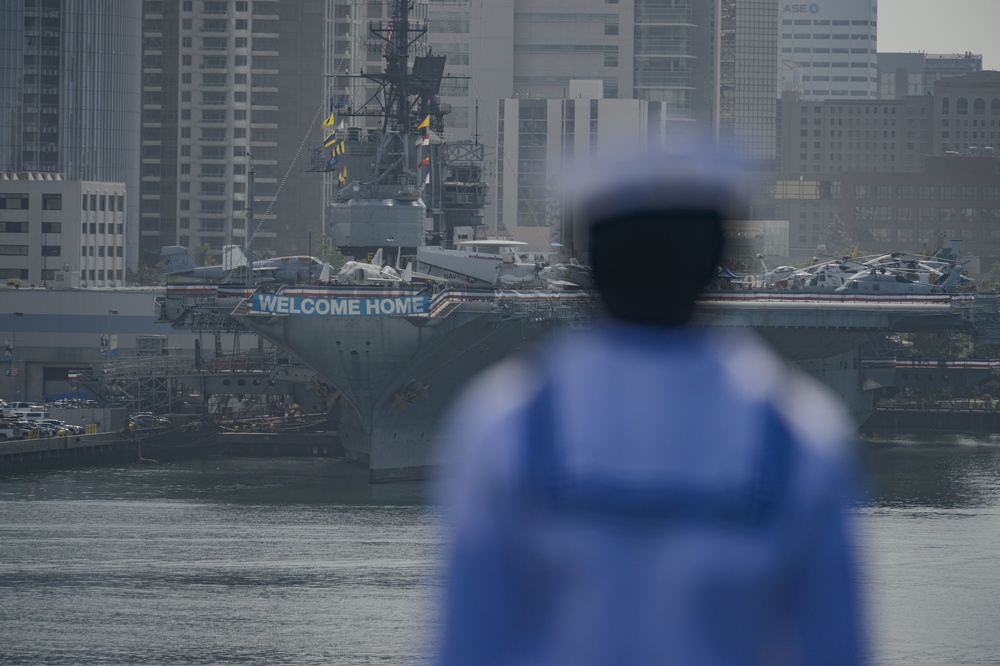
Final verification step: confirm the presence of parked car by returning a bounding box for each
[1,422,34,439]
[129,413,170,429]
[39,419,84,435]
[2,402,46,418]
[0,424,27,440]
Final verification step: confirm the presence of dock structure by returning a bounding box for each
[0,432,141,473]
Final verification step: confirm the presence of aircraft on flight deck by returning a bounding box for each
[835,261,965,294]
[162,245,332,284]
[333,248,406,285]
[538,260,594,290]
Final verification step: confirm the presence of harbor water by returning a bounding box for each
[1,437,999,665]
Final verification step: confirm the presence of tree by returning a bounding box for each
[192,243,214,266]
[902,331,973,359]
[127,262,163,286]
[977,262,1000,292]
[920,230,949,258]
[316,233,347,269]
[818,216,853,258]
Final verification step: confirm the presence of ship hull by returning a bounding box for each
[239,288,972,480]
[238,287,596,481]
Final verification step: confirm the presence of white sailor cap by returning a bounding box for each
[570,149,748,227]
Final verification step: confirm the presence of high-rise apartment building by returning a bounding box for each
[140,0,333,267]
[0,0,141,271]
[780,0,877,100]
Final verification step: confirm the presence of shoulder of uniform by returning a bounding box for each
[712,331,854,458]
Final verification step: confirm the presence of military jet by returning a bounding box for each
[539,260,594,290]
[162,245,332,285]
[333,248,405,285]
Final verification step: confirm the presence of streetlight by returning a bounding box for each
[107,309,119,359]
[8,312,23,400]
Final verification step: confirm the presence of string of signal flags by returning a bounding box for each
[320,112,431,182]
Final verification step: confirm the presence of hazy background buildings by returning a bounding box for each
[1,0,999,278]
[0,0,139,283]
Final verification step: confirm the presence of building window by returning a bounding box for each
[41,194,61,210]
[41,245,61,257]
[0,194,29,210]
[41,222,61,233]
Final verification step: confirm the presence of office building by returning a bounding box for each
[0,0,140,270]
[0,173,126,288]
[448,0,779,231]
[841,155,1000,270]
[778,92,934,174]
[932,71,1000,155]
[718,0,780,164]
[495,81,670,254]
[877,52,982,99]
[780,0,877,100]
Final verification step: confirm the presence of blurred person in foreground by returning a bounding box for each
[433,150,868,665]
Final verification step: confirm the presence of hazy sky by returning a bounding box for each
[878,0,1000,70]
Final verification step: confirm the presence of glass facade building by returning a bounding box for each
[720,0,779,164]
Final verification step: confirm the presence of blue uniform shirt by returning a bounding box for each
[434,322,867,665]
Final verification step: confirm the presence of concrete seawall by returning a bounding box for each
[863,408,1000,434]
[0,432,139,473]
[0,429,342,474]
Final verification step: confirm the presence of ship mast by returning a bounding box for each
[322,0,485,258]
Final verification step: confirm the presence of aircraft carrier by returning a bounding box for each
[233,286,597,480]
[222,285,988,481]
[156,0,1000,481]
